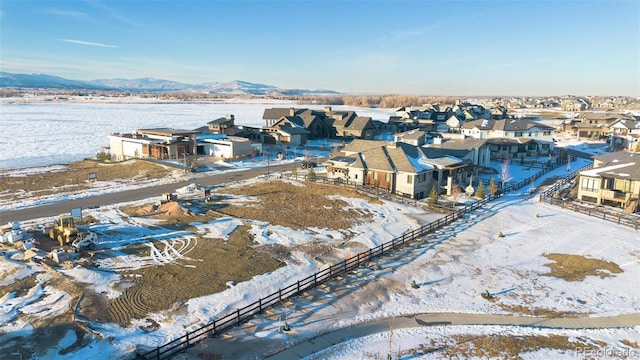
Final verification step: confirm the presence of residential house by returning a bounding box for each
[207,114,236,135]
[608,118,640,151]
[326,139,472,198]
[425,137,491,168]
[328,109,377,140]
[108,128,198,161]
[196,134,253,159]
[576,151,640,213]
[394,129,427,147]
[262,107,375,140]
[460,118,555,159]
[573,112,634,139]
[561,99,588,111]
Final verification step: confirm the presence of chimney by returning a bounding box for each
[289,107,295,116]
[225,114,234,120]
[324,106,332,112]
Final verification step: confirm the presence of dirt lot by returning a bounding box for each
[85,180,383,326]
[0,159,174,197]
[1,177,386,358]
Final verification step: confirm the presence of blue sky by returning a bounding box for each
[1,0,638,96]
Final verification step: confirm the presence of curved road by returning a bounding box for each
[0,163,295,223]
[266,312,640,359]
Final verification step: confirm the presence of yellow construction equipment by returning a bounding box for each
[45,216,97,250]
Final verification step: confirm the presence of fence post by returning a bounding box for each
[185,331,190,348]
[237,309,241,325]
[278,289,282,302]
[258,298,262,314]
[297,280,301,295]
[314,272,317,286]
[156,346,160,360]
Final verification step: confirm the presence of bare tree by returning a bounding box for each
[500,161,512,189]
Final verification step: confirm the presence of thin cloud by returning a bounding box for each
[46,9,87,18]
[60,39,119,48]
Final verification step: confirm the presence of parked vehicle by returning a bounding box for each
[301,161,317,169]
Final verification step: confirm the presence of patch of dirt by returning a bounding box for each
[498,303,588,318]
[412,334,587,360]
[0,273,40,298]
[217,180,377,230]
[106,223,285,326]
[0,159,173,195]
[543,253,623,281]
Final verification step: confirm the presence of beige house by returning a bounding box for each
[325,139,472,198]
[577,151,640,213]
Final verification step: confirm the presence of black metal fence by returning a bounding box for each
[135,159,569,360]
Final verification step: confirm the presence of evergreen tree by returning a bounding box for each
[306,167,316,182]
[476,182,486,199]
[488,178,498,195]
[428,185,438,204]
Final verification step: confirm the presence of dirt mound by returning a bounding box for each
[134,201,191,217]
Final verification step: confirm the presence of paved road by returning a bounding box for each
[266,312,640,359]
[0,163,295,223]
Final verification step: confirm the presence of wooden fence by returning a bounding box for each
[135,160,568,360]
[538,163,640,230]
[544,197,640,230]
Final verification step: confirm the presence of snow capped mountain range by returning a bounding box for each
[0,72,341,95]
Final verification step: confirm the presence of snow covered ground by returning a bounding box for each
[1,103,637,359]
[0,101,395,169]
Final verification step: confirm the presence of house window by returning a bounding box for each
[528,144,537,151]
[407,175,413,184]
[514,132,523,137]
[614,179,631,192]
[385,173,391,182]
[581,178,600,192]
[543,131,551,136]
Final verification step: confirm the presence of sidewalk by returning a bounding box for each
[266,312,640,359]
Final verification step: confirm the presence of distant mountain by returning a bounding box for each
[0,72,341,95]
[90,77,194,92]
[0,72,111,90]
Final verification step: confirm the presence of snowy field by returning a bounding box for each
[1,102,638,359]
[1,157,638,359]
[0,100,396,169]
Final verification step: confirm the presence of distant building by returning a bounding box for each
[108,128,197,161]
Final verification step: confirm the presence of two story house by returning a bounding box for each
[460,118,555,160]
[576,151,640,213]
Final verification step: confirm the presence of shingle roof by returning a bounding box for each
[461,118,554,131]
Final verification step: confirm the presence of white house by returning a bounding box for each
[197,134,253,159]
[460,119,555,159]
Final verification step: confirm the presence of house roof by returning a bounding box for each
[395,129,426,141]
[584,151,640,181]
[207,117,233,125]
[136,128,198,137]
[579,112,631,121]
[609,119,640,130]
[343,139,388,153]
[263,108,304,119]
[278,126,310,135]
[461,118,554,131]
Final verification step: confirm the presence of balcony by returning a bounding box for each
[601,189,626,204]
